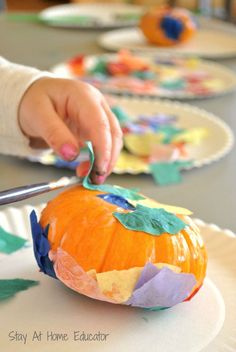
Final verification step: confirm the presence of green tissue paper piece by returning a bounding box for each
[47,15,96,25]
[149,161,193,186]
[132,70,155,80]
[159,126,185,144]
[7,13,98,26]
[0,279,39,301]
[0,227,27,254]
[113,204,186,235]
[114,13,141,21]
[145,306,169,311]
[161,79,186,90]
[111,106,131,125]
[83,142,144,200]
[89,59,108,76]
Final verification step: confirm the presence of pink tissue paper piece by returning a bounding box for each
[52,248,116,304]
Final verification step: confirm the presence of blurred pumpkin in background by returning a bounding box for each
[140,6,196,46]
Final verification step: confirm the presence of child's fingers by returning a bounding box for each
[34,98,79,160]
[81,101,112,184]
[101,100,123,175]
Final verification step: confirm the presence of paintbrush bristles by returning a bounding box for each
[49,176,79,190]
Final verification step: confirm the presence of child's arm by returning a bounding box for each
[0,56,53,157]
[0,57,123,183]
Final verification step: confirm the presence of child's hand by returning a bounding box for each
[18,78,123,184]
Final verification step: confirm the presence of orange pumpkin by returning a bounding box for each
[40,186,207,298]
[140,7,196,47]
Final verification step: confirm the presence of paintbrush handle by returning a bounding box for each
[0,177,80,206]
[0,183,53,205]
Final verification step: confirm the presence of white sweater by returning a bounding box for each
[0,57,51,157]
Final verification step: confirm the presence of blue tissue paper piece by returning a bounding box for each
[160,16,184,40]
[30,210,57,279]
[54,158,80,170]
[97,194,135,210]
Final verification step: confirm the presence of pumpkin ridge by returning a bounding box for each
[83,202,116,272]
[98,213,122,273]
[181,225,207,288]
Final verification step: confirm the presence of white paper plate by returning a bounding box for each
[0,204,236,352]
[39,3,143,29]
[24,97,234,175]
[98,17,236,59]
[113,97,234,174]
[51,54,236,100]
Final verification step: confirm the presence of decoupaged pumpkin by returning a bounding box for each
[31,184,207,309]
[140,6,196,47]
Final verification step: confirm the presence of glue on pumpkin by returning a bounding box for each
[30,143,207,309]
[140,6,196,47]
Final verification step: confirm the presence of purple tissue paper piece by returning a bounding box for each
[134,262,160,290]
[126,122,147,134]
[126,264,196,308]
[138,114,177,125]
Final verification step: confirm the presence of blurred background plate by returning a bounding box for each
[51,53,236,100]
[113,98,234,174]
[25,97,234,175]
[98,17,236,59]
[39,3,144,29]
[0,204,235,352]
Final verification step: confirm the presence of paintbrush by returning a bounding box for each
[0,176,81,206]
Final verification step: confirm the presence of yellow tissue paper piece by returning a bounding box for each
[93,263,181,303]
[41,153,56,165]
[130,197,192,216]
[173,128,208,145]
[184,58,200,69]
[114,151,149,173]
[202,79,224,91]
[124,133,163,156]
[158,67,182,80]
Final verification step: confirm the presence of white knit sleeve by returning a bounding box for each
[0,57,53,157]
